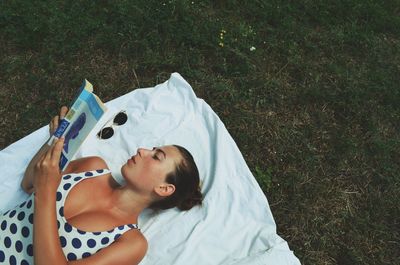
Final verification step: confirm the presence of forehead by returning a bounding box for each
[159,145,182,164]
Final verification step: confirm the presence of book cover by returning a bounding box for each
[48,80,107,170]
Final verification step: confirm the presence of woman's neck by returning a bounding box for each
[107,184,149,223]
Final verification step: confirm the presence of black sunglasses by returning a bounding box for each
[97,111,128,139]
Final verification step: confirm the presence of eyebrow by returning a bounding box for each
[155,147,167,159]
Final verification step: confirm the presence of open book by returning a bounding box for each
[48,80,107,170]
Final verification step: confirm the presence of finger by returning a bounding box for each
[60,106,68,120]
[52,115,59,124]
[51,115,59,130]
[51,137,64,162]
[45,137,58,160]
[50,137,64,163]
[38,152,47,165]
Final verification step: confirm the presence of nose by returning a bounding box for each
[137,148,151,157]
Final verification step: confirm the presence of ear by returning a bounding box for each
[154,183,176,197]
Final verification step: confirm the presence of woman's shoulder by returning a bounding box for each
[121,228,147,245]
[85,228,147,264]
[118,228,148,259]
[62,156,109,175]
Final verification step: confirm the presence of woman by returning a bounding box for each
[0,107,203,265]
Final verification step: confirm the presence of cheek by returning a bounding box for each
[122,159,170,187]
[140,165,161,182]
[120,162,154,181]
[140,160,162,175]
[121,163,140,179]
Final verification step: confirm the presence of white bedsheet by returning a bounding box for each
[0,73,301,265]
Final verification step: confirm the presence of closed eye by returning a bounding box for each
[152,147,160,161]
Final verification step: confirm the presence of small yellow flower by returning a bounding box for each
[219,29,226,47]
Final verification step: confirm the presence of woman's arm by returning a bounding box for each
[34,183,68,264]
[69,230,148,265]
[33,137,69,265]
[21,106,68,194]
[21,142,50,193]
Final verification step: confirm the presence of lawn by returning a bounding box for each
[1,1,399,264]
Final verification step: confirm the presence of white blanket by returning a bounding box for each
[0,73,301,265]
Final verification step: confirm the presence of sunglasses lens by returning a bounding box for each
[97,127,114,139]
[97,111,127,140]
[113,112,128,126]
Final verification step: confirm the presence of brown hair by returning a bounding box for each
[149,145,203,211]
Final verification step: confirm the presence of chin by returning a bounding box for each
[120,164,128,178]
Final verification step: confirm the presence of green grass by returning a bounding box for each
[1,1,399,264]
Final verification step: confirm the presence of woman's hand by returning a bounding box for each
[21,106,69,195]
[33,137,65,196]
[49,106,68,135]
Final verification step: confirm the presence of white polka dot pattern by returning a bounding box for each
[0,169,138,264]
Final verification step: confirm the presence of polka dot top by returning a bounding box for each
[0,169,138,265]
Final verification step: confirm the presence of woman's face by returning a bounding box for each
[121,145,182,194]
